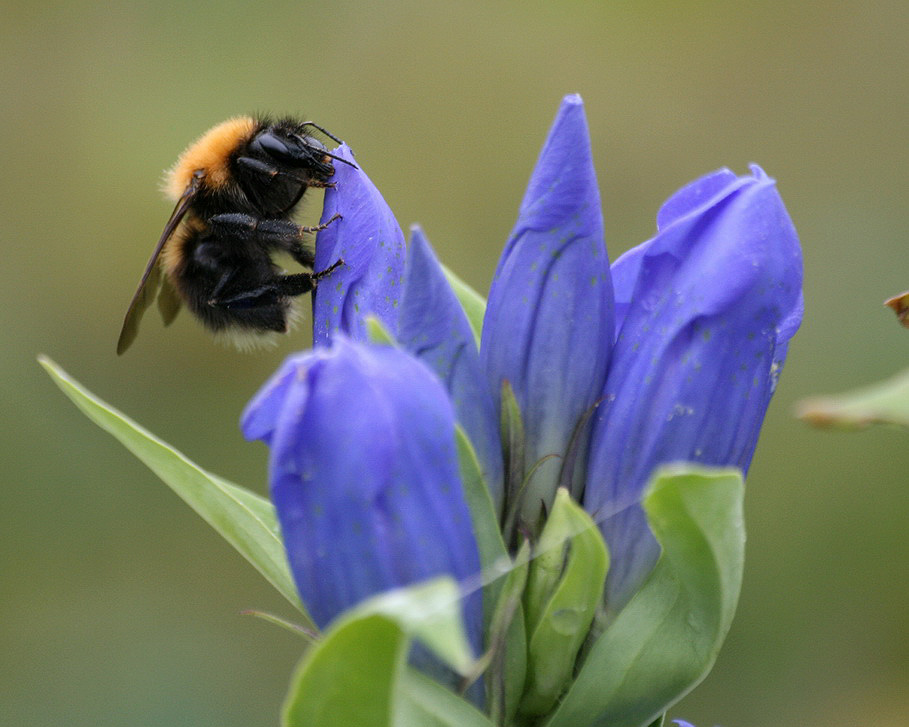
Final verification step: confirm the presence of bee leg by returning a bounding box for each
[210,269,338,310]
[209,212,298,238]
[282,215,342,267]
[209,269,235,301]
[205,213,340,272]
[208,213,305,253]
[313,258,345,279]
[299,213,342,234]
[207,213,259,242]
[301,179,337,189]
[273,267,342,295]
[278,273,318,296]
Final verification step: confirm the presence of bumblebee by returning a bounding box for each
[116,116,352,355]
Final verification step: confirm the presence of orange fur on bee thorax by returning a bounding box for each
[163,116,257,201]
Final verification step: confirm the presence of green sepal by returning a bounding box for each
[39,356,309,621]
[500,380,527,546]
[798,367,909,429]
[440,263,487,348]
[396,670,495,727]
[544,465,745,727]
[455,424,507,564]
[366,314,397,345]
[455,425,509,608]
[520,489,609,717]
[486,540,530,726]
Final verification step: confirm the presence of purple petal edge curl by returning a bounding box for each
[312,144,406,346]
[481,94,614,519]
[398,226,504,511]
[585,165,803,610]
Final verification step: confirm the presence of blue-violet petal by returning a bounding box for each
[481,94,614,522]
[398,226,504,510]
[585,165,803,610]
[240,338,483,659]
[312,145,406,345]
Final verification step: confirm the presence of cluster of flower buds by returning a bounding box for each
[241,95,803,726]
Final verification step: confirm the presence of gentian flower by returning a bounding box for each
[242,93,802,722]
[241,336,483,671]
[584,164,803,610]
[481,95,614,533]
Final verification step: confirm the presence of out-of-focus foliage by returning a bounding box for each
[6,2,909,726]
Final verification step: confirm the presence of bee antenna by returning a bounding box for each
[299,121,344,145]
[320,150,358,169]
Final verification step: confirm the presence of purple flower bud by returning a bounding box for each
[240,338,483,660]
[481,94,614,526]
[312,145,406,346]
[398,226,504,510]
[584,166,803,609]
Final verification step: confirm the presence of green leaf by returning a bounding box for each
[521,489,609,716]
[239,610,318,641]
[39,356,308,621]
[283,612,406,727]
[797,368,909,429]
[283,577,492,727]
[283,578,485,727]
[440,263,486,348]
[544,466,745,727]
[396,670,495,727]
[347,578,476,676]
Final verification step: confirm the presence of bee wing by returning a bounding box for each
[116,259,162,355]
[157,274,182,326]
[116,174,202,354]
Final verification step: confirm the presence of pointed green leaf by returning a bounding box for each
[521,489,609,716]
[544,466,745,727]
[797,368,909,429]
[39,356,308,621]
[283,613,406,727]
[441,263,486,348]
[239,610,318,641]
[396,670,495,727]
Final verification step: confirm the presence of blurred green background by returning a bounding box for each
[3,1,907,725]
